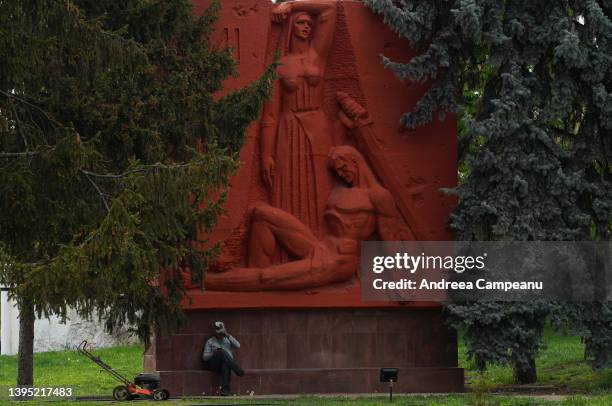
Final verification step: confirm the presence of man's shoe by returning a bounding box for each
[220,387,230,396]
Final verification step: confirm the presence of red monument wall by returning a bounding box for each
[147,0,463,395]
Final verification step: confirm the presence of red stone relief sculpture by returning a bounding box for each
[151,4,463,396]
[186,0,457,308]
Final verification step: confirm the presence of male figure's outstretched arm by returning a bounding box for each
[370,187,416,241]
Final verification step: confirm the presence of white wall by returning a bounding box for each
[1,290,20,355]
[1,290,137,356]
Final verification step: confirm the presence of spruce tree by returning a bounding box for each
[0,0,274,385]
[364,0,611,382]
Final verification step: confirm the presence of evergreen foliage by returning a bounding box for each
[0,0,274,348]
[364,0,612,381]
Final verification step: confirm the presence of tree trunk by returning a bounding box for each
[513,357,537,384]
[17,299,35,386]
[475,356,487,372]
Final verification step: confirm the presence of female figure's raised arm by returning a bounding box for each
[272,1,336,61]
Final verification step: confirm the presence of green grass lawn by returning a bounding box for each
[1,328,611,404]
[0,344,141,397]
[459,328,612,394]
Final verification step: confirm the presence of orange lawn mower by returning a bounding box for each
[77,340,170,401]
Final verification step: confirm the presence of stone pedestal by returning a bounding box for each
[146,307,464,395]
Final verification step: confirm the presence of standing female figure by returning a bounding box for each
[260,1,337,236]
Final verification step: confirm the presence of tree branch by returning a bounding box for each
[81,170,111,213]
[80,162,197,179]
[0,89,64,129]
[0,151,41,158]
[0,145,57,159]
[6,94,28,154]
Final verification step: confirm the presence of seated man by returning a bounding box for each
[202,321,244,396]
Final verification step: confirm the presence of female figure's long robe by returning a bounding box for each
[272,74,332,236]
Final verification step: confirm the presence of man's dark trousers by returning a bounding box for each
[204,349,244,394]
